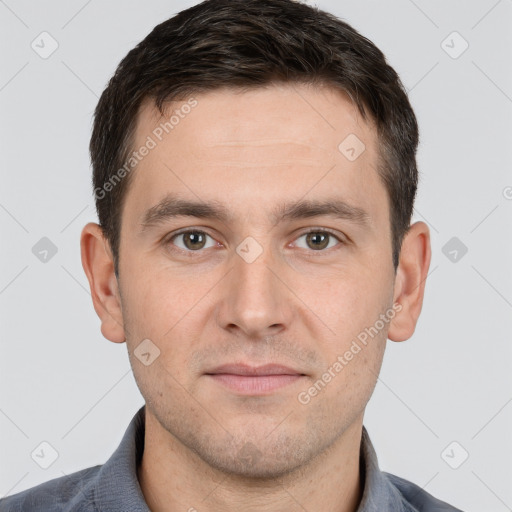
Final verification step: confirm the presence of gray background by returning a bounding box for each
[1,0,511,510]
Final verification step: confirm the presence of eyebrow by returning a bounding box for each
[139,194,371,232]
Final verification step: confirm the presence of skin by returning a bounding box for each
[81,83,431,512]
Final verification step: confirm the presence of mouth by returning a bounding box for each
[204,363,306,395]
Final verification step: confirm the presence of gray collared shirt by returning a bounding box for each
[0,405,464,511]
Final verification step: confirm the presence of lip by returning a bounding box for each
[206,363,304,376]
[205,364,306,395]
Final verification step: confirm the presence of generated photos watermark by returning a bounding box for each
[94,97,198,200]
[297,302,402,405]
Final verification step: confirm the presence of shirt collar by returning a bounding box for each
[357,424,415,511]
[93,405,150,511]
[93,405,412,512]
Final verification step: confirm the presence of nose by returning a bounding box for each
[215,238,295,340]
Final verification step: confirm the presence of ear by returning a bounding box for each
[80,222,126,343]
[388,221,431,342]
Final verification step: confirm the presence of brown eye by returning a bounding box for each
[295,230,342,251]
[171,230,216,251]
[305,232,329,250]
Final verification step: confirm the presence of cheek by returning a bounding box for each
[123,271,209,373]
[307,289,388,413]
[307,267,388,341]
[302,268,391,404]
[124,266,198,329]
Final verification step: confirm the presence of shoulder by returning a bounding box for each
[0,465,102,512]
[383,471,465,511]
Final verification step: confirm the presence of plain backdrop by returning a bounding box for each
[1,1,511,511]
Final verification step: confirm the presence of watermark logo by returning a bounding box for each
[236,441,263,466]
[441,441,469,469]
[442,236,468,263]
[338,133,366,162]
[134,338,161,366]
[32,237,58,263]
[441,31,469,60]
[236,236,264,264]
[31,31,59,59]
[31,441,59,469]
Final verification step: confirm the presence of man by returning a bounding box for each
[0,0,464,510]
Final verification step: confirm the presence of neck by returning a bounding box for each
[137,410,364,512]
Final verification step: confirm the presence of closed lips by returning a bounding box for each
[205,363,304,376]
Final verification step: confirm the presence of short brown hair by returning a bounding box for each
[90,0,419,277]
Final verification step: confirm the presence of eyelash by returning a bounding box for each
[164,227,346,255]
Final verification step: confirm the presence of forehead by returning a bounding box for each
[123,83,387,229]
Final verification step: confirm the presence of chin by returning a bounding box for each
[190,430,316,480]
[208,448,307,480]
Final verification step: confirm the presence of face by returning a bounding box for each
[116,83,398,477]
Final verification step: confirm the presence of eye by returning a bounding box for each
[293,229,344,251]
[165,228,345,255]
[169,230,217,251]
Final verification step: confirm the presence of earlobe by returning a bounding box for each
[388,221,431,342]
[80,222,126,343]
